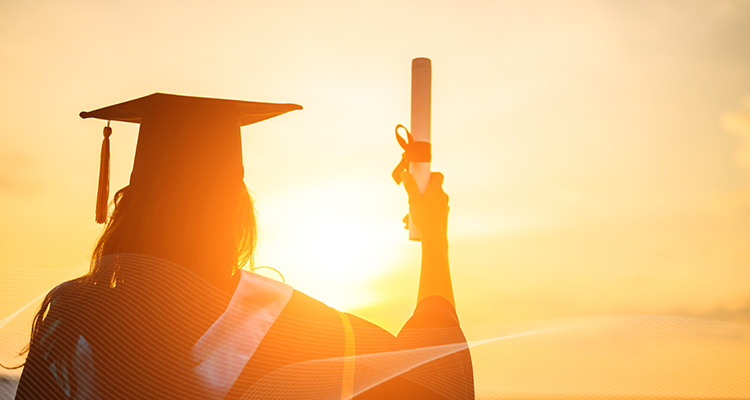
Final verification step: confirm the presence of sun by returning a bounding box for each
[254,180,404,311]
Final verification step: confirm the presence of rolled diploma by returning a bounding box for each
[409,58,432,241]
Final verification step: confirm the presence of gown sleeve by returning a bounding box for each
[354,296,475,400]
[224,291,474,400]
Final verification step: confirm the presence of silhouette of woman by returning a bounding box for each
[13,93,474,400]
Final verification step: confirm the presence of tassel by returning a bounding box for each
[95,122,112,224]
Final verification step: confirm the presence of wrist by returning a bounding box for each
[420,232,448,249]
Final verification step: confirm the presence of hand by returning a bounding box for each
[401,171,449,242]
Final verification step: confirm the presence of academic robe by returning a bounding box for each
[15,270,474,400]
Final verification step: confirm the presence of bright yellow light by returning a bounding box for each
[256,180,403,311]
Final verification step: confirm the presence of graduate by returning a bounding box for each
[14,93,474,400]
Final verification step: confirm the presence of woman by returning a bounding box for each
[13,93,474,399]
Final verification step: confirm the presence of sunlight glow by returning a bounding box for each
[257,181,403,310]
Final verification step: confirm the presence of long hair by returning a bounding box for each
[17,181,257,398]
[90,181,257,286]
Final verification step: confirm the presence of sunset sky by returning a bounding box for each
[2,0,750,397]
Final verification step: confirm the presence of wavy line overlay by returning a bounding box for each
[1,254,749,399]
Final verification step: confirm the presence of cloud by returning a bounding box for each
[714,95,750,214]
[0,151,42,195]
[721,98,750,169]
[672,298,750,325]
[700,302,750,325]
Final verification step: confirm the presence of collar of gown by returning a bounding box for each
[191,270,293,399]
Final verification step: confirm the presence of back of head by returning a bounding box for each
[93,180,255,286]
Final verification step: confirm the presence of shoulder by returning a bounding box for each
[280,290,395,337]
[281,289,342,323]
[410,295,460,327]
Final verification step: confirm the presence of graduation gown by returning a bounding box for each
[15,270,474,400]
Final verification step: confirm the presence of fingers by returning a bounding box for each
[429,172,444,189]
[402,171,447,200]
[400,171,449,237]
[401,171,421,199]
[403,213,409,229]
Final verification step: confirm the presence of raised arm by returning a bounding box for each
[401,171,455,307]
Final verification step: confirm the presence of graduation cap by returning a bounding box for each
[80,93,302,224]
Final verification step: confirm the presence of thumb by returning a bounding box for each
[401,171,421,200]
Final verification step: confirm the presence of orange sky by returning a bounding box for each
[2,0,750,396]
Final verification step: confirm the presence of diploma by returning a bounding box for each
[409,58,432,241]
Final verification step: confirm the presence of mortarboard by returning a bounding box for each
[80,93,302,223]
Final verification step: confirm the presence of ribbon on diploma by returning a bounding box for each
[392,124,431,184]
